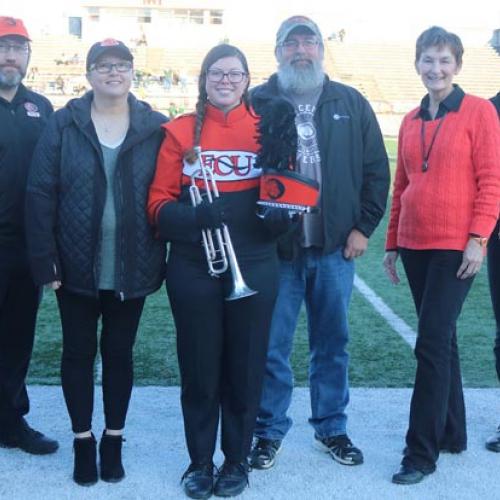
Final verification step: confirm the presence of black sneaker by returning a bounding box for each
[213,461,249,497]
[248,438,282,470]
[0,418,59,455]
[313,433,363,466]
[181,462,216,499]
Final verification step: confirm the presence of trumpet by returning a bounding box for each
[189,147,257,301]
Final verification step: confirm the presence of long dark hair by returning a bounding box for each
[184,43,251,164]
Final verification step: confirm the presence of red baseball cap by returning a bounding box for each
[0,17,31,40]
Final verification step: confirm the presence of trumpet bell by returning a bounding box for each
[226,283,258,301]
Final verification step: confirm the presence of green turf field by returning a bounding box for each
[28,137,498,388]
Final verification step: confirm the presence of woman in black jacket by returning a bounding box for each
[25,39,166,486]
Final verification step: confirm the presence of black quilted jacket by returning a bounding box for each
[25,92,167,299]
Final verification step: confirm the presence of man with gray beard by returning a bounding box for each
[0,16,57,455]
[249,15,389,470]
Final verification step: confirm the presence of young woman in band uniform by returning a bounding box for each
[148,44,290,498]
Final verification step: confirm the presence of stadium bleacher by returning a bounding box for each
[28,35,500,131]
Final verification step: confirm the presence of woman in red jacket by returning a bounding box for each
[383,27,500,484]
[148,44,289,498]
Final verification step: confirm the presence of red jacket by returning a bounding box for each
[386,94,500,251]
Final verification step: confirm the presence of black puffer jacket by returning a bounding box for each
[26,92,167,299]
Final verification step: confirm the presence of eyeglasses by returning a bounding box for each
[281,39,320,50]
[0,42,30,55]
[90,61,133,74]
[206,69,247,83]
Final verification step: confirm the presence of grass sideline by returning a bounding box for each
[28,137,498,388]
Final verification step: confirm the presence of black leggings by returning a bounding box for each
[56,289,145,433]
[487,220,500,381]
[166,247,279,464]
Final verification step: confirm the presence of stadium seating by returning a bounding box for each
[28,35,500,121]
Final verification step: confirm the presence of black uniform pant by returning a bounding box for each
[487,220,500,382]
[166,248,279,464]
[400,249,474,472]
[56,289,145,433]
[0,246,40,428]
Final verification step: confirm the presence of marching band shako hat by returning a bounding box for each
[259,169,320,210]
[0,17,30,40]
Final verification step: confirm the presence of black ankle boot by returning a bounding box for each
[73,434,98,486]
[99,431,125,482]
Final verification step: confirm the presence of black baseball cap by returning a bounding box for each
[86,38,133,71]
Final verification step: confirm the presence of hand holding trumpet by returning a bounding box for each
[194,197,227,230]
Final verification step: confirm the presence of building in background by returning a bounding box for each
[78,0,226,47]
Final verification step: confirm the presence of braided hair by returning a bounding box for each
[184,43,251,164]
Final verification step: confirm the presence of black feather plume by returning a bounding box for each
[255,98,297,171]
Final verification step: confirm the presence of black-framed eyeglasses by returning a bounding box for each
[0,42,30,55]
[281,39,319,50]
[206,69,247,83]
[90,61,133,74]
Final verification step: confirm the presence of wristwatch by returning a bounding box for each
[469,235,488,247]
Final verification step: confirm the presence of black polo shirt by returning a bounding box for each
[417,84,465,121]
[0,84,53,247]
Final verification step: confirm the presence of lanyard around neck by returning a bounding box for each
[420,112,447,172]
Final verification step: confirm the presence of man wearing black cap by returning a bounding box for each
[0,16,58,455]
[249,15,389,470]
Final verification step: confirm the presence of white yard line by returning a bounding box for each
[354,274,417,348]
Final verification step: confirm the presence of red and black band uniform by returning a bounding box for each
[148,103,281,465]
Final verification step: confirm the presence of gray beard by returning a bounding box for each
[277,59,324,95]
[0,69,24,89]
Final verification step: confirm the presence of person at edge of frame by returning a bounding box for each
[24,38,167,486]
[0,16,58,456]
[248,15,390,471]
[485,90,500,454]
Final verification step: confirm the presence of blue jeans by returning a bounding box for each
[255,247,354,440]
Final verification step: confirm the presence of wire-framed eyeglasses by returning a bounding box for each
[0,42,30,55]
[90,61,133,74]
[206,69,247,83]
[281,39,320,50]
